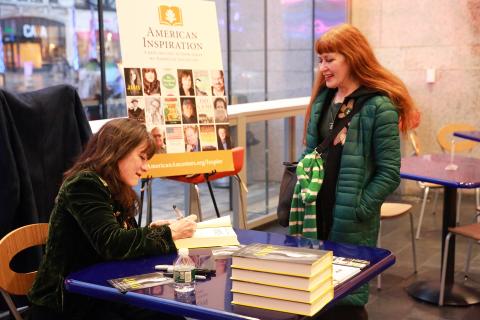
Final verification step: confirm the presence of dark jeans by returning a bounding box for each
[28,302,185,320]
[314,305,368,320]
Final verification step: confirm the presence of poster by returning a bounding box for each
[116,0,233,177]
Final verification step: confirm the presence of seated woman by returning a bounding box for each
[28,118,196,319]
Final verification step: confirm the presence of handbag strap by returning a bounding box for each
[314,88,381,154]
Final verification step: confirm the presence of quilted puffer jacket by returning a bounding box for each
[304,86,401,305]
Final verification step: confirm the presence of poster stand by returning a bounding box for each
[116,0,243,225]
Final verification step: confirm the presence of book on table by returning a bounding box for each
[332,255,370,286]
[108,272,173,292]
[174,215,240,249]
[232,290,334,317]
[230,243,334,316]
[231,243,333,278]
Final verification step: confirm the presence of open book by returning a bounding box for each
[174,215,240,249]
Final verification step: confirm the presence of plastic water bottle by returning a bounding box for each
[173,248,196,293]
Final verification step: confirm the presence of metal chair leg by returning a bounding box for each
[416,186,430,239]
[439,232,453,306]
[408,211,418,273]
[432,189,439,214]
[377,221,383,290]
[456,190,462,225]
[464,238,474,279]
[0,289,22,320]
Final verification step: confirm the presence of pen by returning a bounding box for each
[172,205,184,219]
[154,265,216,276]
[162,272,207,281]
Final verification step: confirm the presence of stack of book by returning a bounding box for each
[230,243,333,316]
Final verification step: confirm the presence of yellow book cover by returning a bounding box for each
[231,276,332,304]
[174,216,240,249]
[231,290,334,316]
[231,243,333,278]
[231,264,332,291]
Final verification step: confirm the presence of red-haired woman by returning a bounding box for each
[298,24,419,319]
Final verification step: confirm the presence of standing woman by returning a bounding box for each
[294,24,418,319]
[28,118,196,319]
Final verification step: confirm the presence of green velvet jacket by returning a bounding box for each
[28,171,176,318]
[304,87,401,306]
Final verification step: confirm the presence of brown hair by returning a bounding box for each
[304,24,419,137]
[64,118,155,216]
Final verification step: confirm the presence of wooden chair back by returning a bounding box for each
[436,123,476,153]
[0,223,48,295]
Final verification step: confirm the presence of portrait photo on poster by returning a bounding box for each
[211,70,225,96]
[178,69,196,96]
[216,125,232,150]
[145,97,163,127]
[142,68,161,96]
[150,126,166,154]
[213,97,228,123]
[184,125,201,152]
[180,97,198,124]
[127,97,145,123]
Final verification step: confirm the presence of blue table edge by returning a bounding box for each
[64,250,395,320]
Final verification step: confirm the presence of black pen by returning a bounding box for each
[172,205,184,219]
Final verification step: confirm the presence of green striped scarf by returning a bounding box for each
[288,150,324,239]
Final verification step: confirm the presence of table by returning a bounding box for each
[65,229,395,320]
[453,131,480,143]
[401,154,480,306]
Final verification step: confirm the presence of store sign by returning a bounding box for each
[116,0,232,177]
[23,24,48,38]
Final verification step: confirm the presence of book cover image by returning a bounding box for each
[196,96,214,124]
[234,243,329,264]
[193,70,211,96]
[108,272,173,292]
[160,69,179,96]
[124,67,143,96]
[163,96,182,125]
[199,125,217,152]
[165,125,186,154]
[333,256,370,269]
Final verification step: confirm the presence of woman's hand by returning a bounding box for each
[149,219,175,228]
[169,215,197,240]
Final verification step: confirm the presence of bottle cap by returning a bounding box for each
[178,248,189,256]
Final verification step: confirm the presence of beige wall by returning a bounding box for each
[352,0,480,159]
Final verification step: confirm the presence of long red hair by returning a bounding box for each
[304,24,419,140]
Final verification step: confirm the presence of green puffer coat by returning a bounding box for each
[304,87,401,305]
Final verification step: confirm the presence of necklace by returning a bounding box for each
[328,100,342,131]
